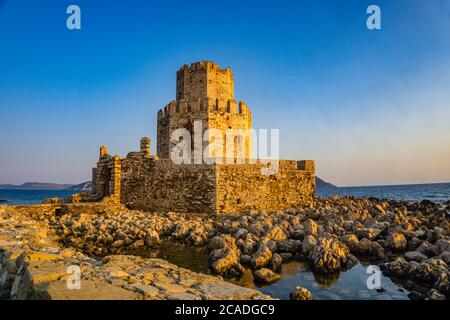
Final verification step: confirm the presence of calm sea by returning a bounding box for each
[1,183,449,206]
[317,182,450,202]
[0,189,81,206]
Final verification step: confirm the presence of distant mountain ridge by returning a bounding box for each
[0,182,73,190]
[316,177,336,188]
[1,179,333,190]
[0,182,91,191]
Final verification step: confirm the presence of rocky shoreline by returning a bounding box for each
[1,196,449,300]
[0,205,271,300]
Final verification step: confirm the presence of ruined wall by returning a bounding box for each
[117,155,315,214]
[92,147,121,199]
[120,158,217,213]
[214,160,315,214]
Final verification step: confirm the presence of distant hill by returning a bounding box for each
[64,181,92,191]
[3,178,328,191]
[0,181,91,191]
[316,177,336,188]
[0,182,74,190]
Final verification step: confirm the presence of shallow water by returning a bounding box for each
[127,242,410,300]
[0,189,80,205]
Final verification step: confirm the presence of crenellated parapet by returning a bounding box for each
[157,98,251,119]
[176,61,234,101]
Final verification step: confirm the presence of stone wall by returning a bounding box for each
[92,150,121,200]
[120,158,217,213]
[93,144,315,214]
[215,160,316,214]
[116,155,315,214]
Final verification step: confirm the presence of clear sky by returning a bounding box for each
[0,0,449,186]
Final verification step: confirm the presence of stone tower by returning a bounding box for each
[157,61,252,160]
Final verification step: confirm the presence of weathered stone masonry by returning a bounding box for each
[92,61,315,214]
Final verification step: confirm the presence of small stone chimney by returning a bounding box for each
[140,137,151,158]
[100,146,108,157]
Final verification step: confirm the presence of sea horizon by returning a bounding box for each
[2,181,450,206]
[333,181,450,188]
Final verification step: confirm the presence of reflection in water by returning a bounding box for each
[124,242,411,300]
[125,242,211,275]
[313,272,340,288]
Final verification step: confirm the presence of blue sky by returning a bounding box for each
[0,0,449,186]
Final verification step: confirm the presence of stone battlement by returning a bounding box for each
[178,61,231,72]
[157,98,250,118]
[176,61,234,101]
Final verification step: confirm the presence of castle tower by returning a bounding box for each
[157,61,252,161]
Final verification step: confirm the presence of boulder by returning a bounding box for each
[290,286,313,300]
[208,235,227,251]
[304,219,318,237]
[355,228,381,241]
[435,239,450,255]
[341,234,359,252]
[234,228,248,240]
[240,255,252,266]
[128,239,145,250]
[307,238,350,274]
[407,237,422,251]
[145,231,160,246]
[251,245,272,269]
[253,268,280,284]
[270,254,283,272]
[241,235,257,255]
[381,257,411,278]
[416,241,438,258]
[374,204,387,215]
[426,289,446,300]
[302,235,317,255]
[276,239,302,254]
[409,260,449,288]
[260,238,278,253]
[404,251,428,263]
[387,232,407,252]
[111,240,124,248]
[210,249,244,277]
[209,235,244,277]
[290,228,304,240]
[438,252,450,265]
[279,252,293,262]
[265,226,287,241]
